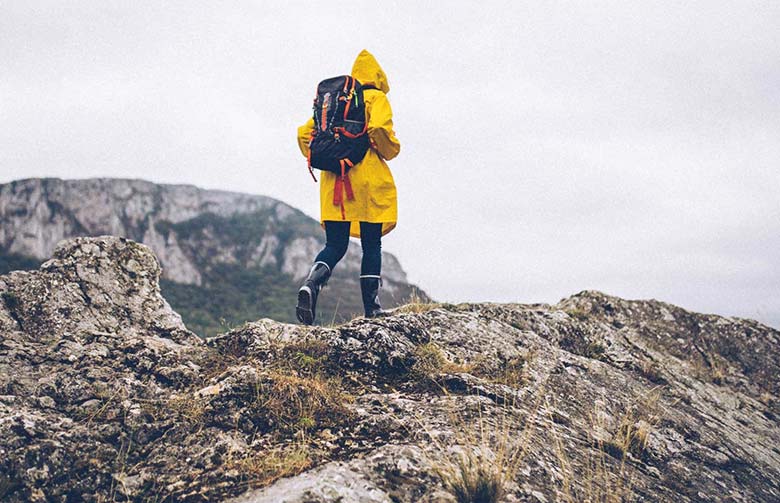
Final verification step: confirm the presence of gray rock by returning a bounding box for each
[1,237,779,502]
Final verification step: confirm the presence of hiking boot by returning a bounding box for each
[360,276,387,318]
[296,262,331,325]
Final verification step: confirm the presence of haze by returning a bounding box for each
[2,1,778,327]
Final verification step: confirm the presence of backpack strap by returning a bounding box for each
[333,159,355,220]
[306,131,318,182]
[343,77,357,120]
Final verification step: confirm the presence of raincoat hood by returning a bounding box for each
[351,49,390,94]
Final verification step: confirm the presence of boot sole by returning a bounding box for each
[296,286,314,325]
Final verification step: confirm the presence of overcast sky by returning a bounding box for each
[2,1,779,328]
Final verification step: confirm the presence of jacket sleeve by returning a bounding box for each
[366,92,401,161]
[297,117,315,158]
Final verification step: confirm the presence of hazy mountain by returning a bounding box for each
[0,178,425,335]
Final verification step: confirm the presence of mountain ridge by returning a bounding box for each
[0,177,425,334]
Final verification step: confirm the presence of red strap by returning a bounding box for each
[306,132,317,182]
[343,77,357,120]
[333,161,344,205]
[332,159,355,220]
[320,98,328,132]
[341,159,355,201]
[343,171,354,201]
[334,117,367,139]
[333,160,345,219]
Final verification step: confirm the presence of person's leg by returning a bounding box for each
[359,222,385,317]
[297,221,351,325]
[314,221,351,271]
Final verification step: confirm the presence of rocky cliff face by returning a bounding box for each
[0,178,423,333]
[1,237,778,502]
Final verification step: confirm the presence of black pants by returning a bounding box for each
[314,221,382,276]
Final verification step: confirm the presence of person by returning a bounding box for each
[295,49,400,325]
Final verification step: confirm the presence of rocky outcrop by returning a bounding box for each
[1,237,779,502]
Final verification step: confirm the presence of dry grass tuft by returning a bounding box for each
[565,307,590,321]
[689,351,729,385]
[273,339,331,378]
[436,396,541,503]
[607,418,652,460]
[410,342,447,378]
[585,341,607,359]
[256,370,352,437]
[547,387,664,502]
[227,443,312,488]
[707,356,727,385]
[476,352,532,387]
[396,289,442,314]
[167,393,207,423]
[410,342,476,381]
[407,380,545,503]
[636,359,666,384]
[243,337,353,437]
[441,449,505,503]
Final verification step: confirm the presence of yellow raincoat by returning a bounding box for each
[297,49,400,238]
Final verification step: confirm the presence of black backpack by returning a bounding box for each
[306,75,373,180]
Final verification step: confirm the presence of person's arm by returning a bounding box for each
[297,117,315,158]
[366,93,400,161]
